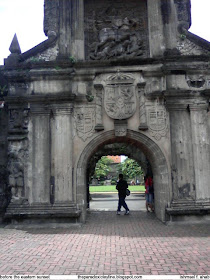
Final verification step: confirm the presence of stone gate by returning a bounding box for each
[0,0,210,224]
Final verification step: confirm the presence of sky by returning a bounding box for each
[0,0,210,65]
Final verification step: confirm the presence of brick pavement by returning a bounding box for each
[0,211,209,276]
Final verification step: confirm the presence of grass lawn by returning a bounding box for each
[89,185,145,193]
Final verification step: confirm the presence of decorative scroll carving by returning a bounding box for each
[85,0,149,60]
[104,72,136,120]
[138,84,148,130]
[147,100,168,141]
[74,106,95,142]
[94,84,104,131]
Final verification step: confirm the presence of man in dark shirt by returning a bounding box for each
[116,174,130,215]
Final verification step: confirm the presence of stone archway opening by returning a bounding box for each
[76,130,170,223]
[87,145,151,212]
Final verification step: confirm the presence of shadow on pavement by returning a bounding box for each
[4,210,209,239]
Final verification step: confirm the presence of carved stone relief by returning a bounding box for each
[8,140,29,203]
[114,120,127,137]
[104,72,136,120]
[186,75,205,89]
[9,108,29,134]
[74,106,95,142]
[85,0,149,60]
[7,107,30,203]
[178,183,195,200]
[147,99,168,141]
[138,84,148,130]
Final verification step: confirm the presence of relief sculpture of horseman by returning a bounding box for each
[89,17,144,60]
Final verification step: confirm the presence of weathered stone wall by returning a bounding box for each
[0,71,9,221]
[174,0,191,28]
[1,0,210,224]
[44,0,59,36]
[0,107,8,220]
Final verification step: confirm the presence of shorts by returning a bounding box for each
[145,193,153,203]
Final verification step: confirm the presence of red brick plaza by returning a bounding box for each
[0,211,209,276]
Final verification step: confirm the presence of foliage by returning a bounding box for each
[89,185,145,193]
[118,158,143,181]
[111,179,117,185]
[86,94,94,102]
[69,56,76,63]
[94,156,114,180]
[30,56,44,63]
[0,85,7,96]
[54,65,61,70]
[180,34,186,40]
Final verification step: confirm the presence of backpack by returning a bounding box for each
[126,189,130,196]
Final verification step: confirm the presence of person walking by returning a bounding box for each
[116,174,130,215]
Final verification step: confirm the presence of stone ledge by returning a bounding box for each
[166,206,210,216]
[166,200,210,216]
[5,94,76,104]
[5,204,81,221]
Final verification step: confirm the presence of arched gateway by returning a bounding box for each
[76,130,170,223]
[0,0,210,224]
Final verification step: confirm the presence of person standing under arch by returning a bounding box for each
[144,175,154,212]
[116,174,130,215]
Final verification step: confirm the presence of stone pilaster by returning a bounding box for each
[51,104,74,204]
[94,84,104,131]
[160,0,178,52]
[58,0,84,60]
[189,102,210,201]
[29,106,51,204]
[166,102,195,201]
[44,0,59,37]
[147,0,165,57]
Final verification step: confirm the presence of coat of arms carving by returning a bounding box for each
[74,107,95,141]
[104,73,136,120]
[147,106,168,140]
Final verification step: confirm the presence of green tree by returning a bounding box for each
[119,158,143,181]
[94,156,114,180]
